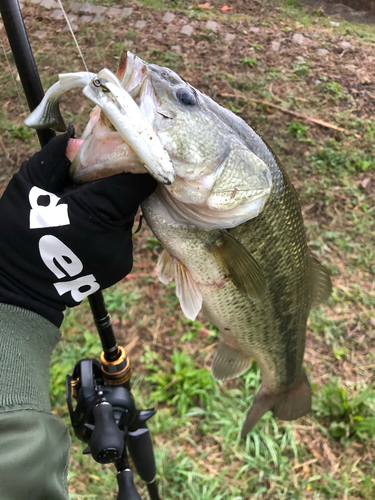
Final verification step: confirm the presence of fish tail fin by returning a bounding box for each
[24,80,67,132]
[241,370,311,438]
[272,370,311,421]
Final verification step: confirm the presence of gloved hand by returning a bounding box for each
[0,125,157,326]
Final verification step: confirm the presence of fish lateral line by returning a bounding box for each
[193,276,227,290]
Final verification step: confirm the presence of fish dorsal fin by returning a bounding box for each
[174,259,203,321]
[157,249,175,285]
[207,230,266,300]
[212,339,253,381]
[310,256,332,308]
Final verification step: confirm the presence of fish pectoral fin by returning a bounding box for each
[157,250,202,319]
[241,370,311,438]
[211,340,253,381]
[174,259,203,321]
[310,255,332,308]
[157,249,175,285]
[207,230,266,300]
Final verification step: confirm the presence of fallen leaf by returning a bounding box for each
[219,5,233,11]
[189,2,213,8]
[357,68,372,85]
[360,177,370,188]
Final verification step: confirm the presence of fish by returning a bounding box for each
[25,52,332,437]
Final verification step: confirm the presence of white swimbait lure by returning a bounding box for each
[24,69,175,185]
[82,69,175,185]
[25,72,96,132]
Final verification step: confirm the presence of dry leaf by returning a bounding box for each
[356,68,372,85]
[189,2,213,8]
[360,177,371,188]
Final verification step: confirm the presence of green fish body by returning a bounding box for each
[142,142,330,436]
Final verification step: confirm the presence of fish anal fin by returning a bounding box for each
[174,260,202,321]
[207,230,266,300]
[157,249,174,285]
[241,370,311,438]
[211,339,253,381]
[310,256,332,308]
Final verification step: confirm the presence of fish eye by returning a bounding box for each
[176,88,197,106]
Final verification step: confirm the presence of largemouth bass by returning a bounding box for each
[25,52,331,437]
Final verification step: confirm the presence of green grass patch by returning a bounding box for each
[308,140,375,177]
[313,379,375,441]
[143,347,218,416]
[149,49,184,71]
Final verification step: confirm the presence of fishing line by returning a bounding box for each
[0,34,27,115]
[56,0,90,74]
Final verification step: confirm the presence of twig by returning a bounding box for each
[153,316,162,344]
[218,93,361,139]
[292,458,318,470]
[124,335,139,354]
[260,101,361,139]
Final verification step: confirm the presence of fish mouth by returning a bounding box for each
[70,52,166,183]
[69,53,272,230]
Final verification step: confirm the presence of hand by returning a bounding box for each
[0,126,157,326]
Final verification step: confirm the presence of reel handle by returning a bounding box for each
[89,402,124,463]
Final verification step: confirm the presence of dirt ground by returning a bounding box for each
[1,0,375,498]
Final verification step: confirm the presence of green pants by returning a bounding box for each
[0,304,70,500]
[0,410,70,500]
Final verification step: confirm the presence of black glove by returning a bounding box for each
[0,126,157,326]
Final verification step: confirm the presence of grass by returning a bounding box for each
[313,378,375,441]
[149,49,184,71]
[143,347,218,416]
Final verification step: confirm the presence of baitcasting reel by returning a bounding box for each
[66,352,160,500]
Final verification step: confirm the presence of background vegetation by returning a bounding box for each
[1,0,374,498]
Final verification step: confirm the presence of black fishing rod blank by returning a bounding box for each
[1,2,161,498]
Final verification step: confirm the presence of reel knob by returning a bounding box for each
[89,402,124,463]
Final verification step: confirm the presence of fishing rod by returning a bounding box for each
[0,2,160,498]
